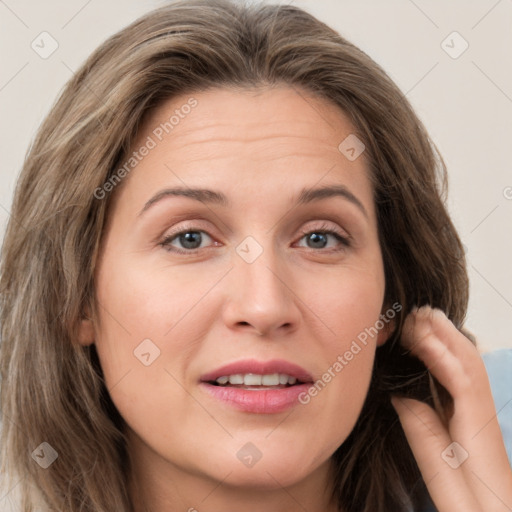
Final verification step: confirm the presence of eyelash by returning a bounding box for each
[159,222,351,255]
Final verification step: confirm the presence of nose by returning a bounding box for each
[221,241,302,338]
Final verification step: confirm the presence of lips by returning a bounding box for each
[199,359,314,414]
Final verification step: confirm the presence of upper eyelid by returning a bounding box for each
[163,220,348,239]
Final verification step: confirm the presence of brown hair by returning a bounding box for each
[0,1,468,510]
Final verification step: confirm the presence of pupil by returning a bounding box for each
[308,233,327,248]
[180,232,202,249]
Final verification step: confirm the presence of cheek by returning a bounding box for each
[297,264,384,430]
[92,254,216,417]
[92,266,196,449]
[305,264,385,347]
[94,254,210,354]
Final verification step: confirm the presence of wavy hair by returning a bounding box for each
[0,1,469,510]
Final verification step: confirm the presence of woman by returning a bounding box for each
[1,1,511,511]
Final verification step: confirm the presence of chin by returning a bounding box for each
[193,439,330,490]
[216,459,315,490]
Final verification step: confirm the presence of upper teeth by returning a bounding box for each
[215,373,298,386]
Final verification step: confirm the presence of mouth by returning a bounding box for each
[199,359,314,414]
[207,372,306,389]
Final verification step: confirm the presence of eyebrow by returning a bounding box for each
[137,184,368,218]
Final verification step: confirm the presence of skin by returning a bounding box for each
[393,307,512,511]
[78,86,512,511]
[79,86,388,512]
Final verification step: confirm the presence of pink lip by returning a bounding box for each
[199,359,314,414]
[199,383,312,414]
[199,358,313,383]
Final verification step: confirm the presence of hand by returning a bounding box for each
[391,306,512,511]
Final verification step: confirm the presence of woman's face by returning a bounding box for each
[81,86,388,501]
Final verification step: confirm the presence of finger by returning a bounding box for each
[391,396,482,512]
[401,307,484,400]
[401,308,493,418]
[400,308,512,510]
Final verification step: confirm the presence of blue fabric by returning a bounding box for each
[420,348,512,512]
[482,349,512,464]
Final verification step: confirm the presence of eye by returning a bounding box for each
[159,221,350,255]
[296,222,350,251]
[160,228,217,254]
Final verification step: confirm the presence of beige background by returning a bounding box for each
[0,0,511,509]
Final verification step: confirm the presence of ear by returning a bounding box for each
[77,306,95,346]
[376,314,396,347]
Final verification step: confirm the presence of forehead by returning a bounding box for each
[110,85,374,218]
[138,85,359,155]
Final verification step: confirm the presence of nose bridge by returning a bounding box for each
[235,233,287,301]
[224,232,299,335]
